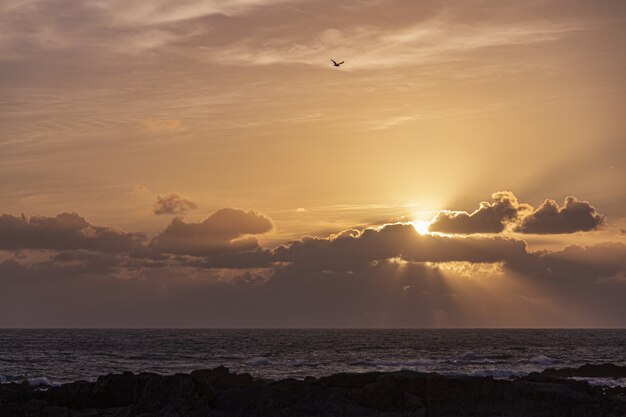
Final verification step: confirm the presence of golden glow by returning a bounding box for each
[412,220,431,234]
[427,262,504,278]
[1,0,624,248]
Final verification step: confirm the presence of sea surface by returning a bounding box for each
[1,329,625,387]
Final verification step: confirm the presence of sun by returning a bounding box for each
[412,220,431,234]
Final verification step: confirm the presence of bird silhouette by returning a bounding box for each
[330,59,344,67]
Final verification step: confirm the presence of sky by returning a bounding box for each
[0,0,625,327]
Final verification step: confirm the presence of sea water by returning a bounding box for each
[1,329,624,386]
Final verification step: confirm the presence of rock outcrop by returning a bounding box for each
[539,363,626,379]
[1,366,625,417]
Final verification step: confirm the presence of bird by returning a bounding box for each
[330,59,344,67]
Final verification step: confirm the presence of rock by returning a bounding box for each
[318,371,380,388]
[191,367,256,389]
[541,363,626,378]
[0,367,624,417]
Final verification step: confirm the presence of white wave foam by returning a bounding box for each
[0,375,7,383]
[248,358,311,367]
[284,359,307,367]
[453,352,497,364]
[249,357,271,366]
[350,359,436,368]
[27,377,52,386]
[470,369,527,379]
[530,355,556,366]
[571,377,626,388]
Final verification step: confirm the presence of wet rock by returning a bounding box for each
[541,363,626,378]
[1,367,624,417]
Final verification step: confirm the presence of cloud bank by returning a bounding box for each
[0,212,145,253]
[0,192,623,327]
[428,192,604,235]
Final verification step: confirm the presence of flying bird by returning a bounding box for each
[330,59,344,67]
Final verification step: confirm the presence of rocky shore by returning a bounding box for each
[1,364,625,417]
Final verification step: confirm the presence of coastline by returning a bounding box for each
[2,364,625,417]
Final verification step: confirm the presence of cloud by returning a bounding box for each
[0,212,145,253]
[428,191,531,234]
[209,18,586,70]
[504,242,626,324]
[272,223,528,272]
[0,207,625,327]
[428,192,605,235]
[2,236,625,328]
[95,0,300,26]
[0,0,298,62]
[0,207,274,259]
[0,200,623,327]
[507,242,625,282]
[515,196,605,234]
[151,208,273,256]
[153,193,198,216]
[142,117,183,133]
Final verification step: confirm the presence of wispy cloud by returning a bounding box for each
[93,0,302,26]
[0,0,301,59]
[142,117,184,133]
[363,101,506,130]
[208,18,588,70]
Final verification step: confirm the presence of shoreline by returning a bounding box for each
[1,364,625,417]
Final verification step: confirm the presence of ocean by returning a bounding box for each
[1,329,625,387]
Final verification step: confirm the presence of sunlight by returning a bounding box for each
[412,219,431,234]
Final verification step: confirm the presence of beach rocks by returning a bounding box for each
[540,363,626,378]
[1,366,625,417]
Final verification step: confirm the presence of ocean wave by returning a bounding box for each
[514,355,557,367]
[469,369,527,379]
[0,375,57,386]
[452,352,498,365]
[349,359,436,368]
[248,357,272,366]
[247,357,311,367]
[27,377,53,386]
[572,377,626,388]
[529,355,556,366]
[285,359,308,367]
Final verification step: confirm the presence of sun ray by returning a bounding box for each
[412,219,431,234]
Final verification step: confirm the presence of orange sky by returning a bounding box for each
[0,0,625,327]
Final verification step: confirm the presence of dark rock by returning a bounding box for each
[541,363,626,378]
[318,371,380,388]
[190,367,256,389]
[1,367,625,417]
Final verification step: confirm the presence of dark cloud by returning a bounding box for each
[0,205,624,327]
[0,208,275,259]
[151,208,273,256]
[504,242,626,325]
[428,192,606,235]
[272,223,527,271]
[2,240,625,328]
[153,193,198,216]
[428,191,530,234]
[0,213,145,253]
[540,242,625,275]
[515,197,605,234]
[506,242,626,284]
[0,258,25,275]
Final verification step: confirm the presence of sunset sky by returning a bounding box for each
[1,0,625,327]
